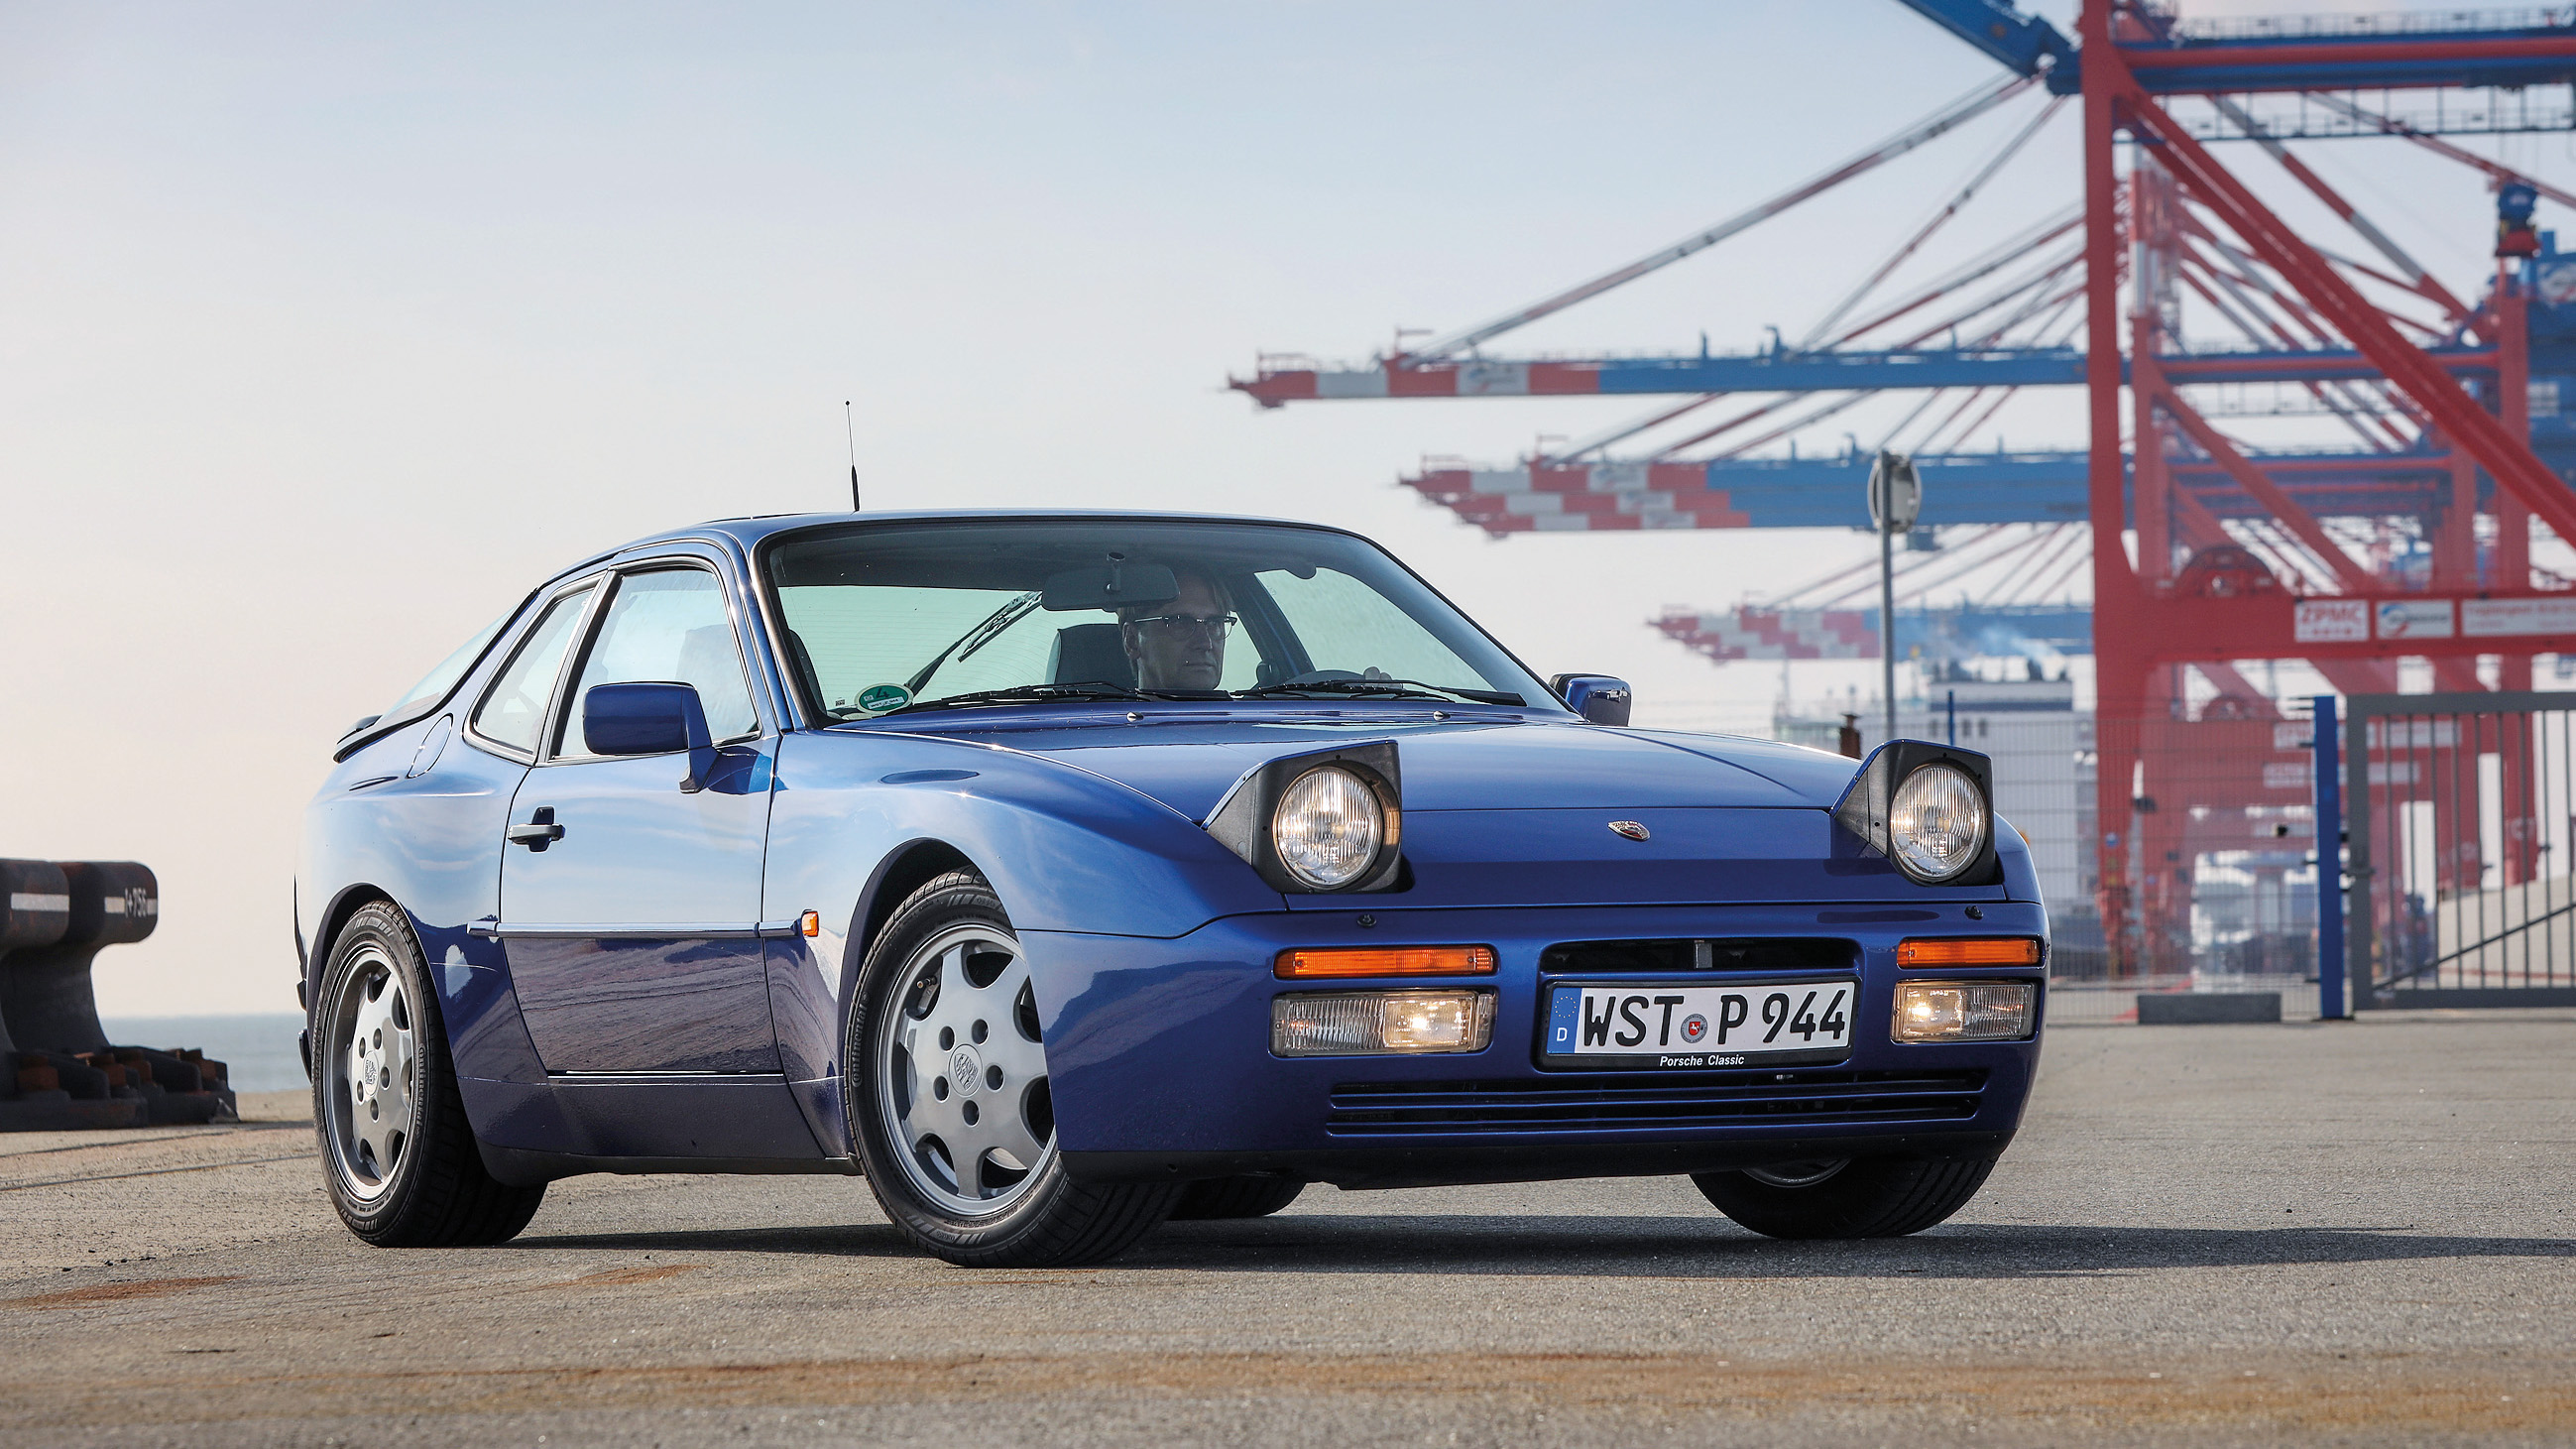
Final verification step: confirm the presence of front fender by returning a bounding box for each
[759,728,1284,1135]
[1996,813,2046,908]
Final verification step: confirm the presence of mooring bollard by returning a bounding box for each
[0,859,67,1080]
[0,863,235,1125]
[0,859,145,1130]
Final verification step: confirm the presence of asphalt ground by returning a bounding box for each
[2,1012,2570,1448]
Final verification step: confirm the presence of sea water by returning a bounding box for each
[99,1014,308,1094]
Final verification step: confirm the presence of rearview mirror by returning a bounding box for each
[1550,673,1632,727]
[583,681,717,791]
[1041,562,1179,612]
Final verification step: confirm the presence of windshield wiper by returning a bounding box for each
[903,591,1043,694]
[1233,678,1525,706]
[879,680,1153,715]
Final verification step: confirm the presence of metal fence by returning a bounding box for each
[2345,691,2576,1009]
[2088,707,2328,989]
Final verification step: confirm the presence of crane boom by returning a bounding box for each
[1891,0,2076,87]
[1402,73,2035,363]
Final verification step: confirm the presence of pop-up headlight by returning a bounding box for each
[1832,741,2004,888]
[1272,766,1384,889]
[1206,741,1404,894]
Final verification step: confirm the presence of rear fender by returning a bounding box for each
[297,719,544,1088]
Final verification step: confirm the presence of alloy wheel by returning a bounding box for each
[876,922,1054,1217]
[324,944,417,1200]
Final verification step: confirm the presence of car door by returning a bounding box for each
[497,555,782,1074]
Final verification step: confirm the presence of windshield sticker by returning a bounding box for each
[858,683,912,714]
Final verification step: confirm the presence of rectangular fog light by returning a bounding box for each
[1893,981,2037,1043]
[1271,990,1495,1057]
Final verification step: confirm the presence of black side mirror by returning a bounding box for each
[583,681,716,791]
[1549,673,1632,727]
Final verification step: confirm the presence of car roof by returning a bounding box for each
[598,509,1371,562]
[525,510,1386,606]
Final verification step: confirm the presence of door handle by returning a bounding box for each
[507,806,564,851]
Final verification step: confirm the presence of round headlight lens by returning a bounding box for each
[1888,764,1988,883]
[1271,767,1385,890]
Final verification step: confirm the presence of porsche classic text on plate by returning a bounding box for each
[295,510,2049,1268]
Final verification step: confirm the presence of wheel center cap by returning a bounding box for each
[949,1044,983,1097]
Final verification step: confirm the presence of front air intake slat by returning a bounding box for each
[1541,937,1858,976]
[1332,1078,1976,1110]
[1326,1069,1984,1137]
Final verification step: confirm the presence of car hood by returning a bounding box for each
[874,711,1861,821]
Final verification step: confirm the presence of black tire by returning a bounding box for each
[1692,1152,1999,1240]
[312,902,545,1247]
[1169,1175,1306,1221]
[846,871,1181,1268]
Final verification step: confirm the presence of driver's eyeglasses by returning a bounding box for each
[1130,612,1239,637]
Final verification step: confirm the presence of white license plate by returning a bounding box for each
[1545,981,1854,1061]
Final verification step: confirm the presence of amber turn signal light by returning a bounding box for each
[1897,937,2041,967]
[1274,945,1497,980]
[799,910,821,938]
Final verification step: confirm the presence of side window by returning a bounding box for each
[470,585,595,757]
[555,567,760,758]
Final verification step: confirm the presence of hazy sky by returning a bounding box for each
[7,1,2574,1014]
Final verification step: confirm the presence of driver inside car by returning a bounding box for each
[1116,565,1396,693]
[1118,567,1234,691]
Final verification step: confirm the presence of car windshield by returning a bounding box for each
[762,520,1555,718]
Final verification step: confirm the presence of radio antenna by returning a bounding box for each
[844,401,861,511]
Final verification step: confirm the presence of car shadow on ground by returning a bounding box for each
[507,1223,924,1260]
[507,1214,2575,1277]
[1130,1215,2576,1278]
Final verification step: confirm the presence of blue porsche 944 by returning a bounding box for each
[297,512,2046,1266]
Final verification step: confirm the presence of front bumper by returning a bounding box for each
[1028,899,2046,1190]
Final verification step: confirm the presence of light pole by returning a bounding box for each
[1867,449,1922,745]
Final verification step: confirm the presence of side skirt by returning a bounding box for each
[477,1142,863,1186]
[461,1071,837,1179]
